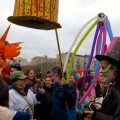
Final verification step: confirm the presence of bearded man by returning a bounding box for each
[85,37,120,120]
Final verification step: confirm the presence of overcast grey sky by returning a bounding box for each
[0,0,120,62]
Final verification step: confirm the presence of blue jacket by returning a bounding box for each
[51,82,76,120]
[68,105,76,120]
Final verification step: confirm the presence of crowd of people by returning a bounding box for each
[0,37,120,120]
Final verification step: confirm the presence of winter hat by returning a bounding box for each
[10,71,27,80]
[75,70,83,80]
[77,74,93,90]
[96,37,120,66]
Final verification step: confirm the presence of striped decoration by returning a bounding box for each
[13,0,59,22]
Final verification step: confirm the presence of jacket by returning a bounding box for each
[37,85,54,120]
[93,78,120,120]
[9,84,41,120]
[0,106,12,120]
[51,81,76,120]
[68,105,76,120]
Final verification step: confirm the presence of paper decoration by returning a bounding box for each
[0,25,22,61]
[8,0,61,30]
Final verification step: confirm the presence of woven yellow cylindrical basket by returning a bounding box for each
[7,0,61,30]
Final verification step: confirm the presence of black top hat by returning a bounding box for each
[95,37,120,66]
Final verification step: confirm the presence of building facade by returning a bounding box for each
[31,56,41,65]
[56,52,96,72]
[15,57,27,66]
[31,56,57,72]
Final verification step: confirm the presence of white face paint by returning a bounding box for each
[102,69,114,83]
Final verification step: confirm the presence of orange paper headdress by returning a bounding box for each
[0,25,22,61]
[0,25,23,76]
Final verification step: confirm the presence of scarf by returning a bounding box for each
[16,85,26,96]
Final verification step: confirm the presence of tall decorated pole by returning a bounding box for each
[8,0,64,77]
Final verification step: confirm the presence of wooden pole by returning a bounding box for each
[55,29,64,78]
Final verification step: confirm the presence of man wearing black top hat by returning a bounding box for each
[84,37,120,120]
